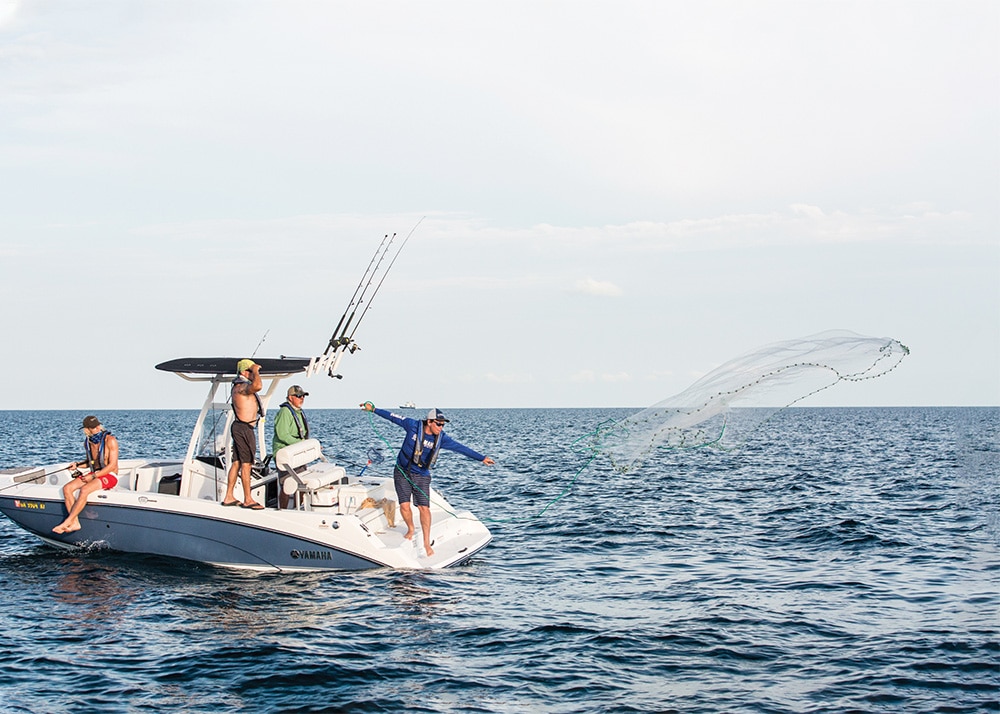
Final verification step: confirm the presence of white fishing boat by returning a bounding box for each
[399,401,416,409]
[0,233,493,572]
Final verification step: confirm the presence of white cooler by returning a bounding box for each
[310,486,340,508]
[336,484,369,514]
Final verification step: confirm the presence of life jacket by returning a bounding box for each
[279,401,309,439]
[231,376,264,424]
[410,422,443,470]
[84,430,112,472]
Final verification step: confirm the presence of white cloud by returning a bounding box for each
[0,0,19,29]
[569,371,632,385]
[790,204,826,220]
[574,278,623,297]
[485,373,534,385]
[601,373,632,383]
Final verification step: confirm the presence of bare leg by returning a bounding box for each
[54,479,103,533]
[418,505,434,556]
[61,478,83,514]
[399,502,415,540]
[240,462,255,506]
[222,461,240,504]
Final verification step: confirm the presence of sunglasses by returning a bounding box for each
[434,421,446,427]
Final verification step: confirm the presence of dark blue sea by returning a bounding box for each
[1,407,997,713]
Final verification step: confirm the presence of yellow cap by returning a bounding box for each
[236,359,256,373]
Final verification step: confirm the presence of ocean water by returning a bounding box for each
[0,407,997,713]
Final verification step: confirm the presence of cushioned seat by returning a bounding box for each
[273,439,346,509]
[274,439,325,472]
[280,462,346,495]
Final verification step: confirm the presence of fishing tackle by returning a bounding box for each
[346,217,424,344]
[250,329,270,359]
[327,233,395,351]
[306,218,423,379]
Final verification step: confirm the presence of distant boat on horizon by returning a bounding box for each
[399,401,416,409]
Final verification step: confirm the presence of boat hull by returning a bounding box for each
[0,497,385,570]
[0,467,492,572]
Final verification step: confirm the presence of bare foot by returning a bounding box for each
[424,543,434,556]
[62,522,82,533]
[403,530,415,541]
[52,524,67,534]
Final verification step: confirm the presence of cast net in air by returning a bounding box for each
[584,330,909,473]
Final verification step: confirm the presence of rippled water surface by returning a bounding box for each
[1,407,997,713]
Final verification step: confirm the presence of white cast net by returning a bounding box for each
[586,330,909,473]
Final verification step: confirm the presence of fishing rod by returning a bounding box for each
[250,329,269,359]
[334,232,397,347]
[326,234,391,349]
[346,217,423,343]
[306,222,420,378]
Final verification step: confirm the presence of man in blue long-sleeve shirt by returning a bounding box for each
[361,403,494,556]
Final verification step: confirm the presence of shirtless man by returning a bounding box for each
[221,358,264,509]
[53,415,119,534]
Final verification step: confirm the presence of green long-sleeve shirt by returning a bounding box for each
[272,403,309,454]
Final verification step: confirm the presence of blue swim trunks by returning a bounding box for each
[394,466,431,507]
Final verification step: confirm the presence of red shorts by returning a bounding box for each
[79,472,119,489]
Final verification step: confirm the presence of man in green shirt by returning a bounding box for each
[273,385,309,508]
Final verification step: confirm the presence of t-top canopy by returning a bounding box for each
[155,357,311,377]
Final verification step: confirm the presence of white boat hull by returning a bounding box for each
[0,463,491,571]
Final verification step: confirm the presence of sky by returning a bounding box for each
[1,0,997,410]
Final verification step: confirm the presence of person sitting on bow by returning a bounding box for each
[53,415,119,534]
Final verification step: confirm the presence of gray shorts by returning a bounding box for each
[394,466,431,507]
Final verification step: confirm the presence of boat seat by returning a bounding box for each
[274,439,326,472]
[274,439,347,509]
[280,462,347,495]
